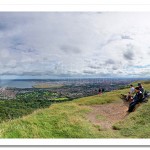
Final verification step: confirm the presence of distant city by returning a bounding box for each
[0,78,149,100]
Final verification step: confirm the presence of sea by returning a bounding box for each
[0,80,35,88]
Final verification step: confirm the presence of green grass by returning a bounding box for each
[113,100,150,138]
[112,81,150,138]
[53,97,69,101]
[0,98,52,123]
[0,102,100,138]
[74,88,129,105]
[0,80,150,138]
[0,90,124,138]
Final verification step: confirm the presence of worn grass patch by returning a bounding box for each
[96,115,106,121]
[113,100,150,138]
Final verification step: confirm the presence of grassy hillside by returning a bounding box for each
[0,81,150,138]
[113,81,150,138]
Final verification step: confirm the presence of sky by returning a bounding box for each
[0,12,150,79]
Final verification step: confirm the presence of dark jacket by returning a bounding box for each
[139,86,144,94]
[133,91,143,103]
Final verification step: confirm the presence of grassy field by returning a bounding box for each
[33,83,63,88]
[74,88,129,105]
[53,97,69,101]
[0,81,150,138]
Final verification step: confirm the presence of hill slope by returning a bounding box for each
[0,81,150,138]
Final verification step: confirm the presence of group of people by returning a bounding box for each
[98,88,102,96]
[99,83,146,112]
[125,83,145,112]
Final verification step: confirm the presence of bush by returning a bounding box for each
[0,92,52,122]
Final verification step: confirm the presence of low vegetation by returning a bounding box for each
[0,91,69,123]
[0,98,52,123]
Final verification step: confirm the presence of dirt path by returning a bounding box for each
[87,100,129,130]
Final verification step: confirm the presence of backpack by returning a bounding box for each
[142,90,150,103]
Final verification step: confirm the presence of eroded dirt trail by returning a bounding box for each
[87,100,129,130]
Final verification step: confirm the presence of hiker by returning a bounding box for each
[127,86,143,112]
[126,92,133,102]
[130,84,135,94]
[126,84,135,102]
[98,88,102,96]
[121,84,135,101]
[138,83,144,94]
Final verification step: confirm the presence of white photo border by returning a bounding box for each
[0,0,150,146]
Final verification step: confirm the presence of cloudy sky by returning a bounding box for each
[0,12,150,79]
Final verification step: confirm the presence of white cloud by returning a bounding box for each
[0,12,150,78]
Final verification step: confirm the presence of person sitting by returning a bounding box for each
[126,92,133,102]
[127,86,143,112]
[138,83,144,94]
[121,84,134,101]
[130,84,135,94]
[125,84,135,102]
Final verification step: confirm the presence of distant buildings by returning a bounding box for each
[0,78,140,100]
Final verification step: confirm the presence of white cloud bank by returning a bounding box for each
[0,12,150,79]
